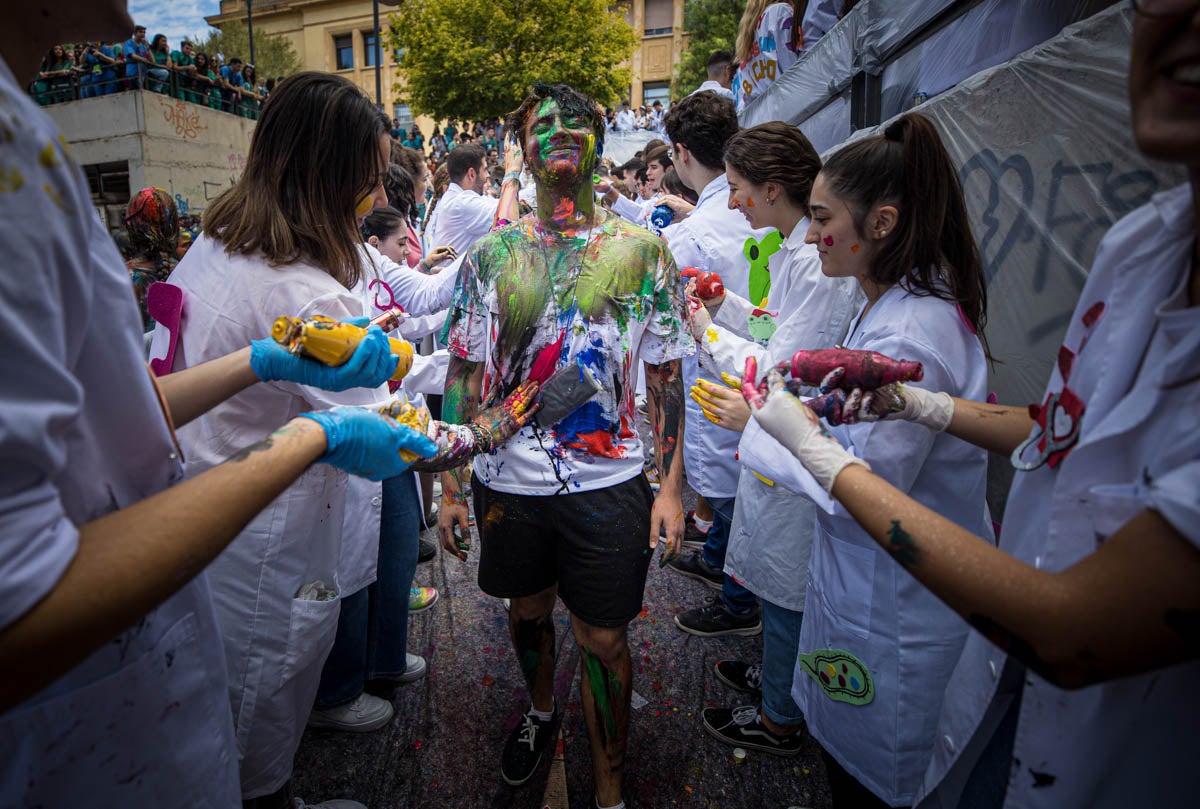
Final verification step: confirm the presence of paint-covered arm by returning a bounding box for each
[491,137,523,228]
[436,354,484,559]
[829,462,1200,689]
[645,358,687,553]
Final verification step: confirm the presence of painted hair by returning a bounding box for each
[124,186,180,261]
[202,72,386,288]
[723,121,820,216]
[662,90,739,170]
[361,206,407,242]
[506,81,605,157]
[821,113,990,356]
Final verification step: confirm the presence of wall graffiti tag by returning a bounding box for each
[159,97,208,140]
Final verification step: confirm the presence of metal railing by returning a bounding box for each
[29,65,264,119]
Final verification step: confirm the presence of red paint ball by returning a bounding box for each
[823,235,834,247]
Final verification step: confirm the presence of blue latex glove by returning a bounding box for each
[250,317,398,391]
[299,405,438,480]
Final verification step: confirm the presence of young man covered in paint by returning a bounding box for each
[438,82,692,809]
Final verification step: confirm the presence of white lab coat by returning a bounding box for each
[740,283,993,806]
[611,193,655,229]
[423,182,497,257]
[0,55,239,806]
[691,80,736,101]
[667,174,776,498]
[697,227,861,610]
[613,108,636,132]
[156,237,453,798]
[919,184,1200,809]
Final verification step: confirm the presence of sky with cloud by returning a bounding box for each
[128,0,223,47]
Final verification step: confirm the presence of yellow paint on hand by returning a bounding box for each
[720,372,742,389]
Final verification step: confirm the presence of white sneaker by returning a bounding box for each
[291,799,367,809]
[308,692,394,732]
[397,652,428,684]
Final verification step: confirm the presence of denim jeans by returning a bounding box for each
[700,496,756,613]
[760,598,804,726]
[314,471,421,709]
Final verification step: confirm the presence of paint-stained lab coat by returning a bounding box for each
[740,282,992,806]
[155,237,453,798]
[667,174,772,499]
[0,59,239,805]
[696,227,861,610]
[919,184,1200,809]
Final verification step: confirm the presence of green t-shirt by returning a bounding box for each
[170,50,194,68]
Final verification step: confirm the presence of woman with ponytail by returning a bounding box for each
[735,113,994,807]
[683,122,862,757]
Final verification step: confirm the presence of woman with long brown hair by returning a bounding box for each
[737,112,994,808]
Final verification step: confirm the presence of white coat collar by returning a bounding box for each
[694,173,730,210]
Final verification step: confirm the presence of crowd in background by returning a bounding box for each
[31,24,275,119]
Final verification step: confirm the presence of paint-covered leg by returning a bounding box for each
[509,587,558,713]
[573,619,632,808]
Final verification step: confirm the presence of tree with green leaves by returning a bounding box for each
[190,21,301,80]
[385,0,637,121]
[672,0,743,99]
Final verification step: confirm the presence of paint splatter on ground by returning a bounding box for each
[292,422,833,809]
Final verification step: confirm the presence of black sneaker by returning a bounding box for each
[660,511,711,548]
[702,705,803,756]
[417,537,437,563]
[666,550,723,591]
[500,707,557,786]
[714,660,763,697]
[675,597,762,637]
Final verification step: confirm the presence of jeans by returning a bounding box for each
[314,471,422,709]
[700,496,756,613]
[760,598,804,726]
[147,67,169,93]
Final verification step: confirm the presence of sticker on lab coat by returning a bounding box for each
[799,648,874,706]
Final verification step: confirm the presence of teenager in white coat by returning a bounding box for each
[738,114,995,807]
[159,73,511,807]
[0,8,436,806]
[683,122,861,755]
[742,5,1200,807]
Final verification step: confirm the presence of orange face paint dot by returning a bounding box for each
[850,244,860,253]
[746,198,755,208]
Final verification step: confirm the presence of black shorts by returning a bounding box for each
[474,473,654,628]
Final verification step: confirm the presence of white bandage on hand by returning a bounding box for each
[753,370,869,492]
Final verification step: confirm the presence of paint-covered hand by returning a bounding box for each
[473,380,540,448]
[503,135,524,176]
[689,378,750,433]
[298,404,437,481]
[422,245,457,272]
[250,317,398,391]
[687,298,713,341]
[680,267,726,304]
[741,358,869,492]
[438,488,471,561]
[412,382,540,472]
[815,369,954,430]
[654,193,695,217]
[649,489,685,562]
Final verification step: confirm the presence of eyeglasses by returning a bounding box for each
[1132,0,1199,16]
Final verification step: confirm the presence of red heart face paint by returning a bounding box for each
[823,235,834,246]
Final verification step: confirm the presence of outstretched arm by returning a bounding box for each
[645,359,686,556]
[437,355,484,559]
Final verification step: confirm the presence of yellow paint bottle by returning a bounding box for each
[271,315,413,381]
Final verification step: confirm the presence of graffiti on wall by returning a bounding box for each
[156,96,208,140]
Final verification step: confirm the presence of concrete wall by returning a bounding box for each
[46,90,255,218]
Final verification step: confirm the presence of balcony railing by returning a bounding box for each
[30,67,264,120]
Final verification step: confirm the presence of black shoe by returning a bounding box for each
[675,597,761,637]
[418,537,437,563]
[702,705,803,756]
[660,511,710,548]
[714,660,762,696]
[500,707,557,786]
[666,550,723,590]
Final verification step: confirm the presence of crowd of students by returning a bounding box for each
[32,24,273,118]
[3,1,1198,809]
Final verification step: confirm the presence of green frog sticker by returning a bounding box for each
[747,308,776,347]
[743,231,784,307]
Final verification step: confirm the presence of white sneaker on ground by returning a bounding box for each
[397,652,427,684]
[307,692,394,732]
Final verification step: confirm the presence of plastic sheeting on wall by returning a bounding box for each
[602,130,662,165]
[827,3,1187,512]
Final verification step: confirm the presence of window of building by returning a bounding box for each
[644,0,673,35]
[363,31,381,67]
[392,103,414,134]
[642,82,670,110]
[334,34,353,70]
